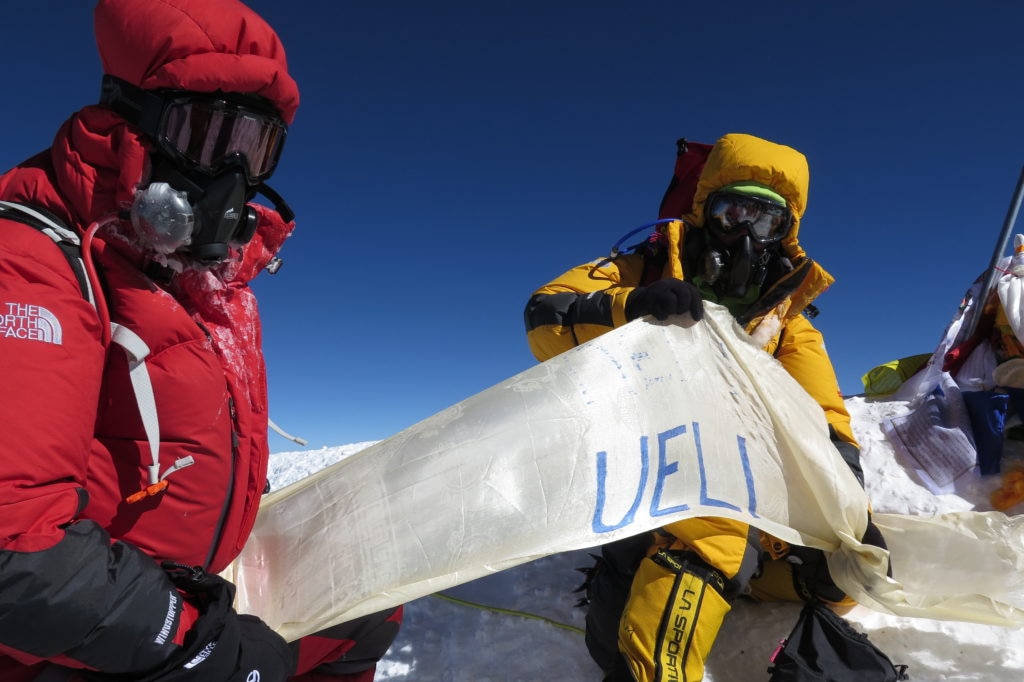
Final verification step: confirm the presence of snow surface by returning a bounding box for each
[268,396,1024,681]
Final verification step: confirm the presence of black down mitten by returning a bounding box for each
[625,278,704,322]
[102,564,297,682]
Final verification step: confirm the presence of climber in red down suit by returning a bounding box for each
[0,1,400,680]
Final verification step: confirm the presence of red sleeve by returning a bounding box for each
[0,219,105,552]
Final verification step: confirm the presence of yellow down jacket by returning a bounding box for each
[524,133,855,445]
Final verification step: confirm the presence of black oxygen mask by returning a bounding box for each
[131,157,294,265]
[701,231,770,299]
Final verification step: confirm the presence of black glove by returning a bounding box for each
[625,278,704,322]
[103,564,296,682]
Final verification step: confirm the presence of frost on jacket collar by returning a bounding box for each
[0,105,294,289]
[0,0,300,276]
[0,103,292,459]
[0,14,297,428]
[657,133,835,333]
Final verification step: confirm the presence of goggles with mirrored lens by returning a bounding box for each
[100,75,287,184]
[706,192,792,243]
[157,96,287,184]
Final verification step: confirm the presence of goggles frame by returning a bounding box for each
[100,75,287,185]
[705,191,793,244]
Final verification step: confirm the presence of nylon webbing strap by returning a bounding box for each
[0,200,95,307]
[110,322,161,485]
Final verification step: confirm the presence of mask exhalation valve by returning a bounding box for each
[130,182,195,254]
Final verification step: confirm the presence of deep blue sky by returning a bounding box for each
[5,2,1024,449]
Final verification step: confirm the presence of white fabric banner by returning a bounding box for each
[224,304,1024,642]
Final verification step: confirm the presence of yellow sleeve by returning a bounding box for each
[524,254,645,362]
[773,314,858,447]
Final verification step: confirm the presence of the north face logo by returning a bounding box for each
[1,302,63,344]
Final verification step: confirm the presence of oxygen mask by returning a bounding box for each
[101,75,294,264]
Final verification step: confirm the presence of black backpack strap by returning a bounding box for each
[0,200,95,307]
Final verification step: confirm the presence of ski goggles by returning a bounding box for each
[705,192,793,243]
[156,95,287,184]
[100,76,287,184]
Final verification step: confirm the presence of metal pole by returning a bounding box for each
[944,165,1024,372]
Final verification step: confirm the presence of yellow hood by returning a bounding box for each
[659,133,833,332]
[692,133,809,261]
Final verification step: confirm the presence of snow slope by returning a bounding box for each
[268,396,1024,681]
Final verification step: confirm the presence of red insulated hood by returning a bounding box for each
[93,0,299,124]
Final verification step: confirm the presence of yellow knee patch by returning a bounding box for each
[619,550,730,682]
[661,517,752,581]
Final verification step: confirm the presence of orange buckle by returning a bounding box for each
[126,480,169,504]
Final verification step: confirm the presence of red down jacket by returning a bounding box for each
[0,0,299,678]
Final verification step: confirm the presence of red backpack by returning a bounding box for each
[657,138,714,219]
[618,138,713,286]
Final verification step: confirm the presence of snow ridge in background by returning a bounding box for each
[268,397,1024,681]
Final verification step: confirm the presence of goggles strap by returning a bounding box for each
[99,75,166,138]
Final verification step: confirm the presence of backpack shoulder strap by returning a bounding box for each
[0,200,95,307]
[0,200,196,501]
